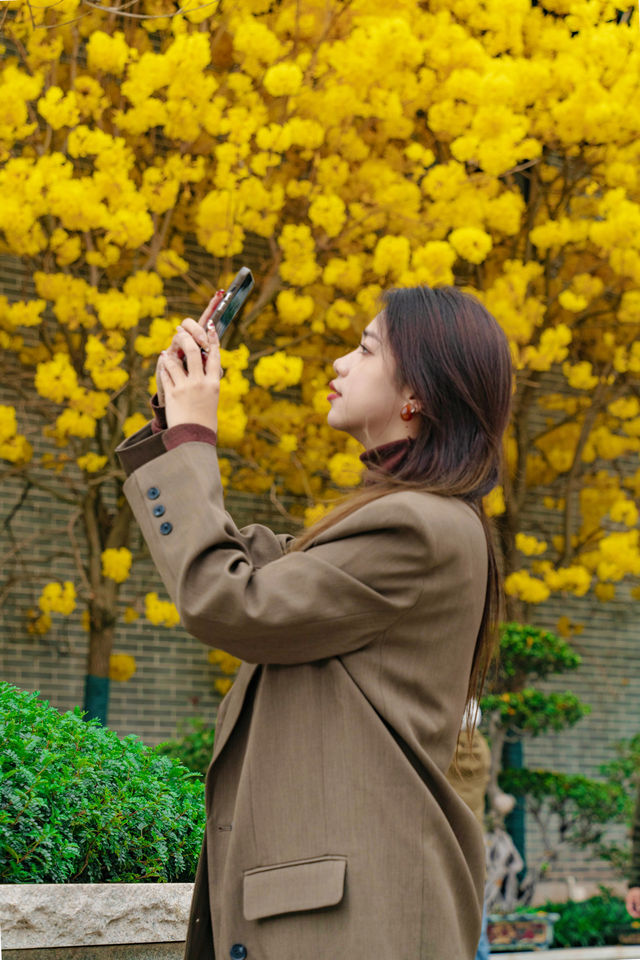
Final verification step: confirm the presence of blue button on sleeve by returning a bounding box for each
[147,486,160,500]
[152,504,165,517]
[160,521,173,535]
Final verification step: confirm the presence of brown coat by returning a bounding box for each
[119,430,488,960]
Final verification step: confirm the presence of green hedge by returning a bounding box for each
[0,683,205,882]
[520,892,631,947]
[156,716,216,779]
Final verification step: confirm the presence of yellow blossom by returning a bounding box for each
[109,653,137,682]
[328,452,364,488]
[86,31,132,76]
[208,648,241,675]
[516,533,548,556]
[308,194,346,238]
[276,290,315,326]
[563,361,598,391]
[448,227,493,264]
[145,591,180,628]
[101,547,132,583]
[35,354,78,404]
[77,453,107,473]
[595,583,616,602]
[483,485,506,517]
[123,413,148,438]
[38,581,76,616]
[254,352,303,391]
[504,571,551,604]
[373,236,411,279]
[217,404,248,447]
[278,434,298,453]
[263,62,303,97]
[304,502,334,526]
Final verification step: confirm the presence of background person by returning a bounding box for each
[117,285,512,960]
[447,701,492,960]
[626,782,640,918]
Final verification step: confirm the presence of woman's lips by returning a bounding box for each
[328,382,341,401]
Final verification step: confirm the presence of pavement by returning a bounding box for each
[490,948,640,959]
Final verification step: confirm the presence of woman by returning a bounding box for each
[117,284,512,960]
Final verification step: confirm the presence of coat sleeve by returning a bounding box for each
[117,423,292,565]
[123,441,433,665]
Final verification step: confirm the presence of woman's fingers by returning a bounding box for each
[204,325,222,381]
[168,327,205,376]
[178,317,210,353]
[199,290,225,329]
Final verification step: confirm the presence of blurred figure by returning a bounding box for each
[626,782,640,918]
[447,701,492,960]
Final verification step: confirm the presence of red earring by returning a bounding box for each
[400,402,415,421]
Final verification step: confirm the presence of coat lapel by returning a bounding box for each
[211,661,260,765]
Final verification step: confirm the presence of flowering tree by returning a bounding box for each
[1,0,639,722]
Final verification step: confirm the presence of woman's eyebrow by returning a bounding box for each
[362,328,381,342]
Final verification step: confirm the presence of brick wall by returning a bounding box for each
[1,250,638,886]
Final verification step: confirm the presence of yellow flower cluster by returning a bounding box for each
[145,592,181,628]
[276,290,315,326]
[504,571,550,604]
[77,453,108,473]
[38,581,77,616]
[109,653,137,682]
[254,352,304,392]
[596,530,640,581]
[208,648,242,675]
[523,325,572,372]
[0,404,33,465]
[123,414,148,438]
[2,0,640,620]
[328,452,364,488]
[101,548,133,583]
[515,533,548,557]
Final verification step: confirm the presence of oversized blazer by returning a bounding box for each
[118,427,489,960]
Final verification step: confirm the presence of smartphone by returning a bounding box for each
[205,266,254,340]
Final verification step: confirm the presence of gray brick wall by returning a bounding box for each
[2,250,639,888]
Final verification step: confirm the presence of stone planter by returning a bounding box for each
[0,883,193,960]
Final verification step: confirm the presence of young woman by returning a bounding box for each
[117,284,512,960]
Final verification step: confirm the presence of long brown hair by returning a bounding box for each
[291,285,513,707]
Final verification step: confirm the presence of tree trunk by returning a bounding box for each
[84,613,115,725]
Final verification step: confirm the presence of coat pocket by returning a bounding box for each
[243,855,347,921]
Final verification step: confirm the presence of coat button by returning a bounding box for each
[160,521,173,535]
[146,486,160,500]
[152,504,165,517]
[230,946,247,960]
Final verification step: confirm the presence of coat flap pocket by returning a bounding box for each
[243,855,347,921]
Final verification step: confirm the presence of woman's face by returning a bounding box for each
[327,313,420,448]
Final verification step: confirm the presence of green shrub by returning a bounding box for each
[525,891,629,947]
[156,716,216,779]
[0,683,205,882]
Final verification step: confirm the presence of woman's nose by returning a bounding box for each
[333,354,348,376]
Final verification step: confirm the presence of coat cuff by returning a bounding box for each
[116,422,217,476]
[150,394,167,433]
[164,423,217,451]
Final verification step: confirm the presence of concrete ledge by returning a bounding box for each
[0,884,193,950]
[2,945,184,960]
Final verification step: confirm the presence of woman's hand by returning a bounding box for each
[157,296,225,431]
[155,292,223,408]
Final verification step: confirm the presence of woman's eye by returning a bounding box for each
[358,342,369,354]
